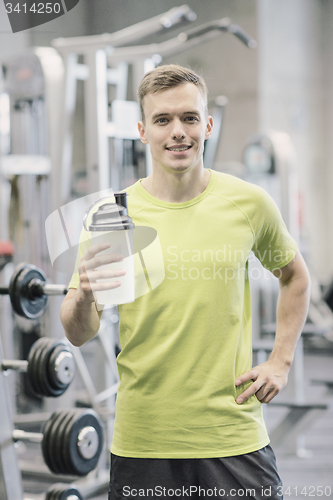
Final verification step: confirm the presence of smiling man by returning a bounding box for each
[60,65,311,500]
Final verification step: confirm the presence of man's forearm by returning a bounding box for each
[60,289,101,347]
[236,251,311,404]
[269,272,311,368]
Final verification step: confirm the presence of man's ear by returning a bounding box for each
[138,121,148,144]
[205,115,213,140]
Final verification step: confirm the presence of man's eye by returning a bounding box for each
[185,116,199,122]
[156,118,168,124]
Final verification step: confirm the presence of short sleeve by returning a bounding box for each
[252,188,297,271]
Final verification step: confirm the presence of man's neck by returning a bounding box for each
[141,167,211,203]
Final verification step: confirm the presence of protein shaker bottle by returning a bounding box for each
[83,192,135,306]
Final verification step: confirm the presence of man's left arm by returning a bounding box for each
[235,250,311,405]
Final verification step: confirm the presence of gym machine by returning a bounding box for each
[52,9,257,204]
[243,131,332,457]
[0,331,103,499]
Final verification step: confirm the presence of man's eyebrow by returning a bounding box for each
[151,113,171,120]
[151,110,200,120]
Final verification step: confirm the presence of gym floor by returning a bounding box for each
[21,348,333,500]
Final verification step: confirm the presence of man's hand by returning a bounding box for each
[76,241,126,305]
[235,360,289,405]
[60,241,126,347]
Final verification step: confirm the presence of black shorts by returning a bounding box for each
[108,445,283,500]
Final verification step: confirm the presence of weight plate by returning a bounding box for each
[55,410,78,475]
[50,411,73,474]
[48,343,75,391]
[45,483,83,500]
[8,263,27,318]
[37,340,58,397]
[38,340,67,398]
[48,484,63,500]
[9,262,47,318]
[27,338,50,396]
[42,410,66,474]
[65,409,104,476]
[62,410,84,475]
[59,484,83,500]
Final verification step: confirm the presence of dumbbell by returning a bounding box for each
[45,483,83,500]
[1,337,75,397]
[13,408,104,476]
[0,262,68,319]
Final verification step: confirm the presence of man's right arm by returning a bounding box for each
[60,242,125,347]
[60,288,102,347]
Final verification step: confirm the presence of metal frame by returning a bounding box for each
[0,335,25,500]
[51,10,256,204]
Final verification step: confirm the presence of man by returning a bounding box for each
[60,65,311,499]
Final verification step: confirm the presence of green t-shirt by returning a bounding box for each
[68,169,297,458]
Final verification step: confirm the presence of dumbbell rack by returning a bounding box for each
[0,333,26,500]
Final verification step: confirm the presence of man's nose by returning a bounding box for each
[171,119,186,139]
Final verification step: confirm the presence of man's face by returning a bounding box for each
[138,83,213,175]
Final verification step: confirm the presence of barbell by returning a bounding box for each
[1,337,75,397]
[13,408,104,476]
[45,483,83,500]
[0,262,68,319]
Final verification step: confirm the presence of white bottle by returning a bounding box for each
[83,192,135,307]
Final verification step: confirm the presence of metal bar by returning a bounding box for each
[14,412,51,426]
[97,330,120,383]
[105,18,256,64]
[52,5,196,53]
[60,53,79,205]
[42,284,68,295]
[269,405,328,455]
[93,382,119,405]
[12,430,43,444]
[2,360,28,372]
[71,348,98,404]
[0,338,24,499]
[84,50,110,193]
[204,96,228,170]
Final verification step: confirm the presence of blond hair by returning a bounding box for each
[137,64,208,121]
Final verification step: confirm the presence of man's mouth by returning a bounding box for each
[166,145,192,152]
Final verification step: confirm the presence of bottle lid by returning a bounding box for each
[85,192,134,231]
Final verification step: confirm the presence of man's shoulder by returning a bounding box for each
[211,170,267,202]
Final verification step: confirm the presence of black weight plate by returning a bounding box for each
[45,483,83,500]
[42,411,60,473]
[54,409,78,475]
[28,338,50,396]
[61,410,85,475]
[42,411,63,472]
[66,409,104,476]
[47,343,73,391]
[8,263,27,317]
[9,263,47,318]
[47,485,61,500]
[38,340,65,397]
[61,410,83,475]
[49,411,72,474]
[51,484,65,500]
[37,340,57,397]
[59,484,83,500]
[27,338,42,394]
[42,410,66,474]
[45,483,64,500]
